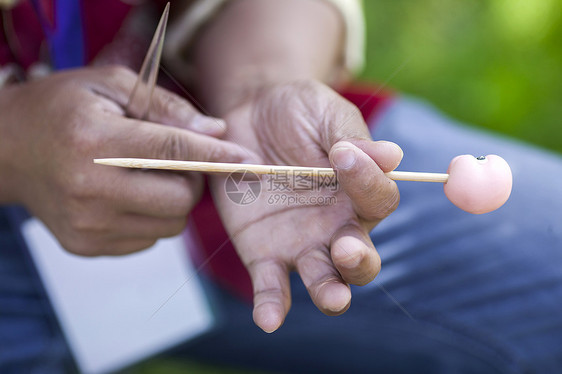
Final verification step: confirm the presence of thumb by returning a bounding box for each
[329,141,401,222]
[117,117,253,164]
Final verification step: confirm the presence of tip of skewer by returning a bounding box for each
[93,158,121,166]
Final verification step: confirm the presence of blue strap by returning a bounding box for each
[31,0,86,70]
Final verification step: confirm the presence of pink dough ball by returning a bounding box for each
[443,155,512,214]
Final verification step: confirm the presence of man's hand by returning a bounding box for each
[210,80,402,332]
[0,65,249,255]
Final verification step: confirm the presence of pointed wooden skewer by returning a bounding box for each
[93,158,449,183]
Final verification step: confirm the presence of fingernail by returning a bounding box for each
[332,147,357,170]
[191,114,225,133]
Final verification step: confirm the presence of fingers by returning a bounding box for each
[60,172,195,256]
[329,141,401,222]
[348,139,403,173]
[106,239,157,256]
[107,170,203,218]
[295,246,351,316]
[308,82,403,172]
[74,238,158,257]
[317,84,372,147]
[247,258,292,333]
[111,214,187,240]
[330,223,381,286]
[109,116,253,163]
[148,86,227,137]
[91,65,226,136]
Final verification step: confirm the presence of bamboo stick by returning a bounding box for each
[94,158,449,183]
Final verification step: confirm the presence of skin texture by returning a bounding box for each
[186,0,405,332]
[444,155,513,214]
[0,65,249,255]
[211,81,403,332]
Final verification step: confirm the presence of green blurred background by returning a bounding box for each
[361,0,562,154]
[136,1,561,372]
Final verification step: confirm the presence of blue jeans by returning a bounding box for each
[0,208,73,373]
[2,98,562,373]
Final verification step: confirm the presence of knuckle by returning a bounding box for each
[198,143,227,163]
[171,135,229,163]
[151,130,185,160]
[308,275,340,301]
[63,173,97,200]
[155,89,188,116]
[102,64,135,81]
[253,288,286,307]
[66,207,107,234]
[247,256,281,269]
[65,120,101,154]
[69,215,102,233]
[156,94,176,119]
[164,133,185,161]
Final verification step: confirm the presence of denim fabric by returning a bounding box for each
[0,208,72,373]
[1,98,561,373]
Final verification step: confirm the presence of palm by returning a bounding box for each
[210,81,401,332]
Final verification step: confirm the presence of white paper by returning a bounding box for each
[21,218,214,374]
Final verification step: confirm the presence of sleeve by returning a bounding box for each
[164,0,366,74]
